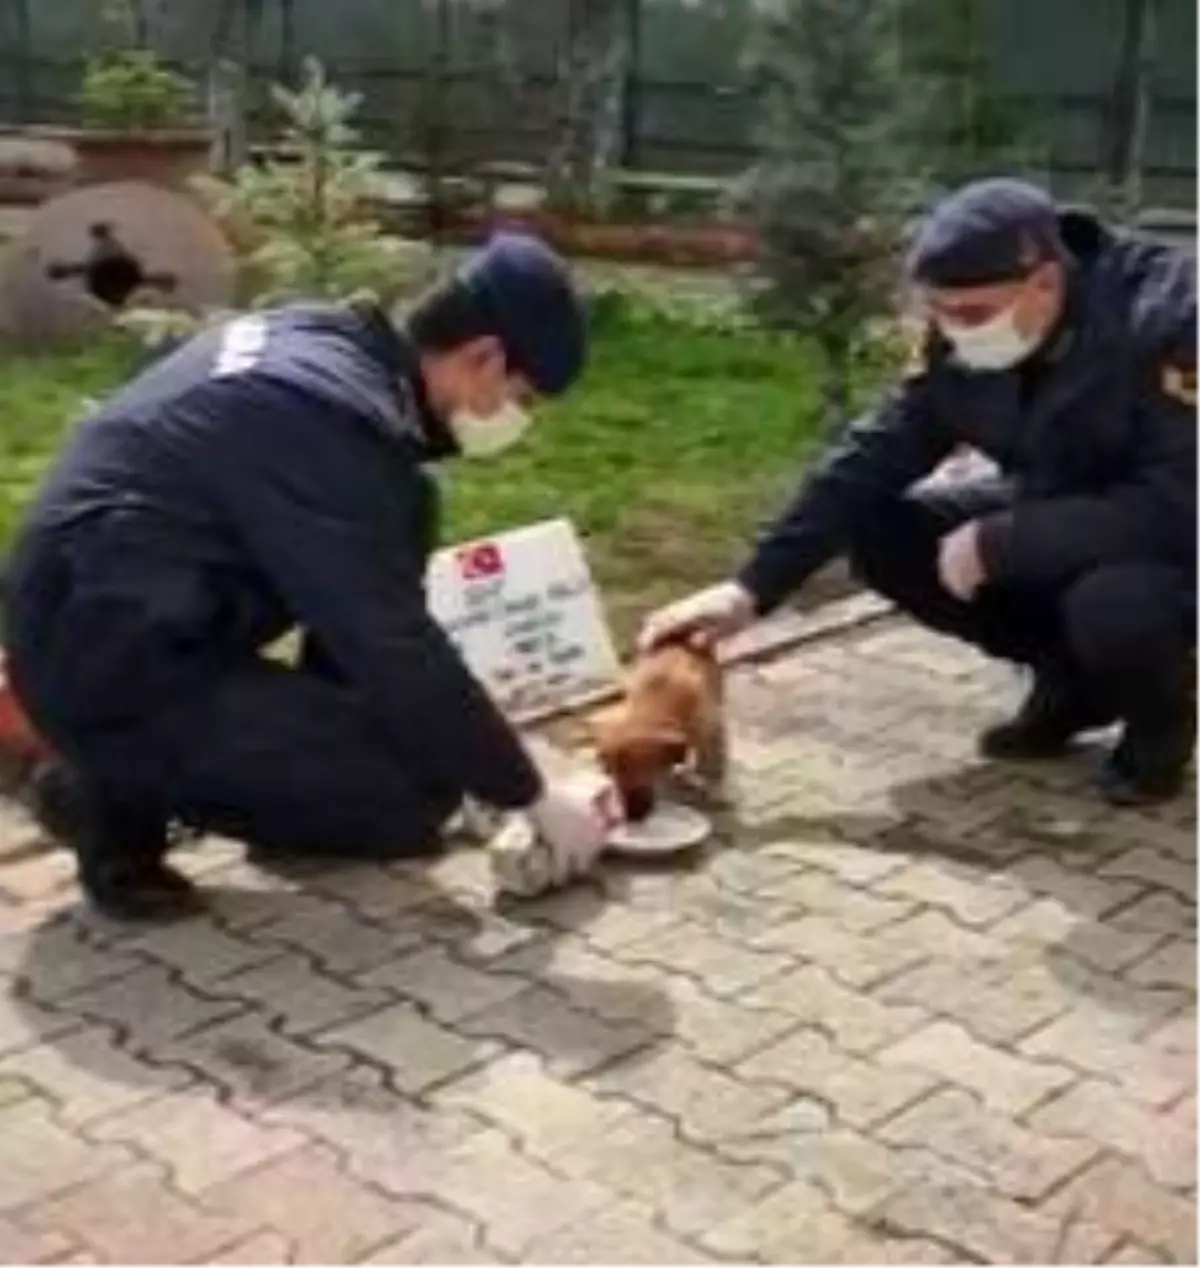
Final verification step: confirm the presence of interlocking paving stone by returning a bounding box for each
[1030,1078,1197,1190]
[0,1099,132,1214]
[435,1050,635,1163]
[0,1215,79,1266]
[213,951,390,1037]
[0,1023,190,1125]
[875,1086,1100,1200]
[202,1142,428,1263]
[146,1011,350,1107]
[558,1112,781,1237]
[0,985,79,1059]
[23,1162,259,1264]
[316,1001,497,1094]
[0,615,1192,1263]
[455,984,655,1078]
[521,1198,714,1264]
[64,963,246,1048]
[738,1027,939,1131]
[878,1018,1077,1117]
[357,945,529,1023]
[88,1087,307,1195]
[0,919,147,1004]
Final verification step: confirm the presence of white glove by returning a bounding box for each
[638,580,756,653]
[528,777,624,885]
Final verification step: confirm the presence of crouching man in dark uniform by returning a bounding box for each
[642,178,1196,806]
[3,233,618,920]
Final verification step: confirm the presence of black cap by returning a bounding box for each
[457,231,587,396]
[906,178,1065,288]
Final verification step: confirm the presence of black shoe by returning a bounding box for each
[27,760,196,921]
[25,759,88,841]
[979,674,1112,761]
[1098,720,1194,807]
[82,860,202,922]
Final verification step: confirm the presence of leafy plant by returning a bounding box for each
[80,50,195,130]
[208,57,432,306]
[80,0,196,130]
[739,0,936,427]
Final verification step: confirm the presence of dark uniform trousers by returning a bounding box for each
[47,646,465,890]
[845,476,1194,730]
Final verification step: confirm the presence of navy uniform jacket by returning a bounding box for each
[738,211,1197,613]
[3,302,542,809]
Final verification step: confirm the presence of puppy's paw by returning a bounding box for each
[449,798,501,844]
[664,767,733,811]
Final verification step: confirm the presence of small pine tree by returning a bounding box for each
[740,0,933,427]
[213,57,432,306]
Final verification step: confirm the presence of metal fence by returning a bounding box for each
[0,0,1195,208]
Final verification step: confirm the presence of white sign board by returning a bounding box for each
[426,517,622,720]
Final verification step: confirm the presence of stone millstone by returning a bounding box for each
[0,180,235,349]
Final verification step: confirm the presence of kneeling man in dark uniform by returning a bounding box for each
[642,178,1196,806]
[4,234,618,919]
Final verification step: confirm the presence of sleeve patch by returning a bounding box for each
[1161,364,1197,408]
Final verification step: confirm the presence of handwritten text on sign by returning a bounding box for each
[426,518,622,719]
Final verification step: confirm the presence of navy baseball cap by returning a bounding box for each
[457,231,587,396]
[906,178,1066,288]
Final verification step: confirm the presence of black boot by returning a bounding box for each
[1098,713,1195,807]
[980,671,1113,761]
[83,857,201,923]
[29,760,199,922]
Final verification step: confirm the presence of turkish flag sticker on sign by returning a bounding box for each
[457,541,505,581]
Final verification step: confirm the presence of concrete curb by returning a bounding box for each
[719,591,894,668]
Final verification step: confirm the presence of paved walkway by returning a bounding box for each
[0,616,1194,1265]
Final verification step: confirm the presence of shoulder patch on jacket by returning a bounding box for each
[1161,364,1197,408]
[212,314,269,378]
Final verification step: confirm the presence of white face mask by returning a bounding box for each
[448,400,532,457]
[938,306,1040,372]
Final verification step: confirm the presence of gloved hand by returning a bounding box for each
[637,580,756,653]
[528,777,624,885]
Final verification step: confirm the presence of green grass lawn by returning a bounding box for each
[0,300,838,646]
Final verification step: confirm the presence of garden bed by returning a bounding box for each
[25,126,211,189]
[365,196,758,270]
[452,207,758,269]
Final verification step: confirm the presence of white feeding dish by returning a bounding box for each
[606,801,712,856]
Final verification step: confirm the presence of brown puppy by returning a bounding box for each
[590,643,728,822]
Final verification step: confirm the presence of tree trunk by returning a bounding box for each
[131,0,149,47]
[545,0,635,214]
[13,0,32,124]
[279,0,295,82]
[1105,0,1155,224]
[820,332,853,433]
[208,59,248,176]
[420,0,452,237]
[208,0,260,176]
[619,0,642,171]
